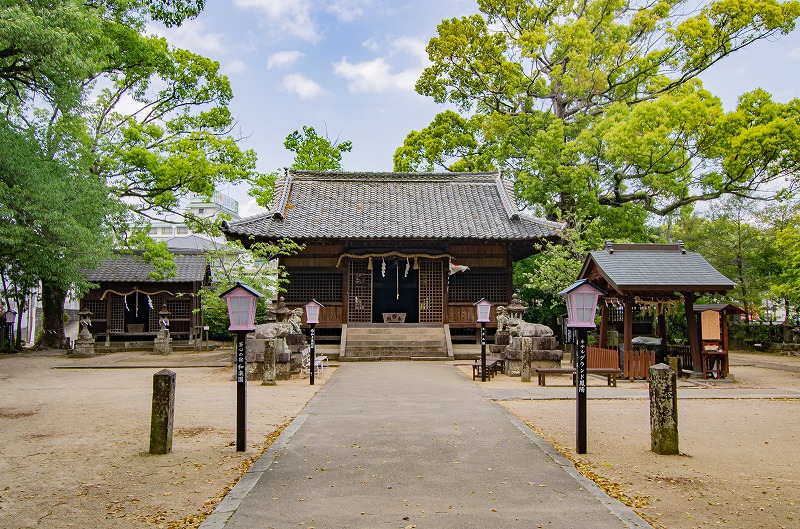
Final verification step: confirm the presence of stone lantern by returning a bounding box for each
[71,308,96,357]
[269,296,291,323]
[153,303,172,355]
[507,294,528,324]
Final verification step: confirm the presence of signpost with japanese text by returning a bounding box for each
[235,331,247,451]
[559,280,605,455]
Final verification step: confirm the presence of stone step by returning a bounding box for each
[345,346,447,356]
[346,328,446,336]
[343,324,448,360]
[347,338,446,347]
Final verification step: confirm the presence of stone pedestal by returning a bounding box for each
[237,334,264,381]
[152,329,171,355]
[71,331,96,358]
[505,336,562,376]
[495,331,511,347]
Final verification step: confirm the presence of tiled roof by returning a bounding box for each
[222,170,562,241]
[165,235,218,254]
[83,254,208,283]
[580,243,735,293]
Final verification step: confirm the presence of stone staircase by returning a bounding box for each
[342,324,449,361]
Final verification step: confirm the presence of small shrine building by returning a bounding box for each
[80,252,209,343]
[577,242,736,377]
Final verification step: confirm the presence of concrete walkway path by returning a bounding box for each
[202,362,649,529]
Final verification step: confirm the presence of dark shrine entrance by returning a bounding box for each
[372,260,419,323]
[125,293,152,332]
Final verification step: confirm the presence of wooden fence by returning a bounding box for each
[624,349,656,380]
[587,346,620,369]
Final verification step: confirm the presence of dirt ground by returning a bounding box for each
[1,349,798,529]
[491,353,800,529]
[0,349,333,529]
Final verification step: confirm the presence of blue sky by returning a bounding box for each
[151,0,800,217]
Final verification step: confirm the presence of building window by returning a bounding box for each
[161,227,173,235]
[448,271,508,304]
[176,226,189,235]
[285,272,343,304]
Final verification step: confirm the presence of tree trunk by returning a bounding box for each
[38,282,67,349]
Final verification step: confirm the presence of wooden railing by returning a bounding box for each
[667,345,692,374]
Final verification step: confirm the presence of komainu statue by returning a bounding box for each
[512,321,554,337]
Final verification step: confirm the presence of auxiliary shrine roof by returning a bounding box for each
[83,253,208,283]
[579,242,736,298]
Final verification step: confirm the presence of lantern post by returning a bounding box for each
[221,282,263,452]
[475,298,492,382]
[304,300,323,385]
[558,279,605,454]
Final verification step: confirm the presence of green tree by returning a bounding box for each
[671,199,775,325]
[773,211,800,318]
[86,39,258,220]
[1,0,258,347]
[0,0,203,112]
[398,0,800,225]
[0,118,120,349]
[285,125,352,171]
[249,125,353,208]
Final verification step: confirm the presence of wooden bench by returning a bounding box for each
[472,358,500,380]
[535,367,621,387]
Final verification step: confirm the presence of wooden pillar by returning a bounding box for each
[599,303,609,349]
[623,295,634,380]
[342,259,350,324]
[657,308,668,346]
[721,311,730,377]
[683,293,701,376]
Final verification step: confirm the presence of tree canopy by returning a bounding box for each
[396,0,800,225]
[1,0,259,347]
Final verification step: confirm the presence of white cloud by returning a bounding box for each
[267,50,305,69]
[787,47,800,60]
[279,73,328,99]
[239,198,267,218]
[233,0,319,42]
[148,20,225,55]
[224,60,250,76]
[333,36,429,93]
[362,36,381,53]
[327,0,371,22]
[392,36,428,62]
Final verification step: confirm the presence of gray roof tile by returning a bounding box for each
[582,244,735,292]
[223,170,562,241]
[84,254,208,283]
